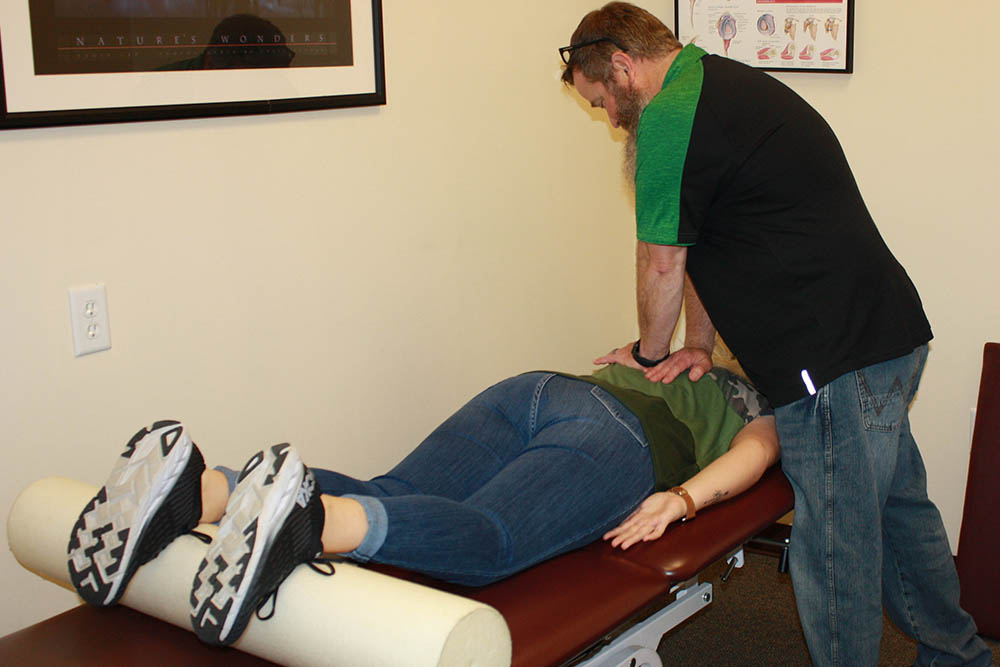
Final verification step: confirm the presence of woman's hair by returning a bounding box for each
[561,2,681,85]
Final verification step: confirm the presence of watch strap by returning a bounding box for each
[631,340,670,368]
[668,486,696,521]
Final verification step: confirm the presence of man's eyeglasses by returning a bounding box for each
[558,37,627,64]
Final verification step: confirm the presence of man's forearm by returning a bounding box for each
[683,275,716,353]
[636,242,687,360]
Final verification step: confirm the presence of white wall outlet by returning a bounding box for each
[68,284,112,357]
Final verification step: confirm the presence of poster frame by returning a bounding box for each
[674,0,854,73]
[0,0,386,130]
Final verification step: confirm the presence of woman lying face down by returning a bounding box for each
[66,363,779,647]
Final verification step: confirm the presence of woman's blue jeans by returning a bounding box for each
[311,372,655,586]
[775,346,991,666]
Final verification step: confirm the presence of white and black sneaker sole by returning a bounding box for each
[190,443,309,646]
[67,420,204,607]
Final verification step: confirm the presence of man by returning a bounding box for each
[560,3,990,665]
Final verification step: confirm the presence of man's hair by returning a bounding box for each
[561,2,681,86]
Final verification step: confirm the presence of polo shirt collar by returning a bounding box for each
[661,44,708,90]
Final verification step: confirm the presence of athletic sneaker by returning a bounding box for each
[67,420,205,607]
[190,443,326,646]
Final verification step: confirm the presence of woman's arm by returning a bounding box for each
[604,415,780,550]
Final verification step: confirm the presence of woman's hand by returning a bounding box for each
[603,491,687,550]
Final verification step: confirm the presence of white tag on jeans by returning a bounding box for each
[801,369,817,395]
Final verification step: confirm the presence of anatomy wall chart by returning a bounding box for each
[675,0,853,73]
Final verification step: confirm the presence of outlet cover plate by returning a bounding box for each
[69,284,111,356]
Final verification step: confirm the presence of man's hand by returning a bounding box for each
[644,346,712,384]
[604,491,687,549]
[593,341,644,370]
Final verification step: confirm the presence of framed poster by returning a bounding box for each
[675,0,853,73]
[0,0,385,129]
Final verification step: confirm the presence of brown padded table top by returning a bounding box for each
[1,466,792,667]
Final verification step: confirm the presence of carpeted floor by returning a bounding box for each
[655,550,999,666]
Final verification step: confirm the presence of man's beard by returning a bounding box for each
[611,81,647,187]
[624,130,638,188]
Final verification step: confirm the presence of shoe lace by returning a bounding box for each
[254,557,336,622]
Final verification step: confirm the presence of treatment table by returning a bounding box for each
[5,465,793,666]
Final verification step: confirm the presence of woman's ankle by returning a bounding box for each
[321,495,368,554]
[200,468,230,523]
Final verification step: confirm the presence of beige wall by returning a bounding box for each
[1,0,997,635]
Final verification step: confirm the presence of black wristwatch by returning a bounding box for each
[631,340,670,368]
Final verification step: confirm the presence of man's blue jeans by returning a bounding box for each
[311,372,656,586]
[775,346,990,666]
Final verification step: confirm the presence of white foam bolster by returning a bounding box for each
[8,477,512,667]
